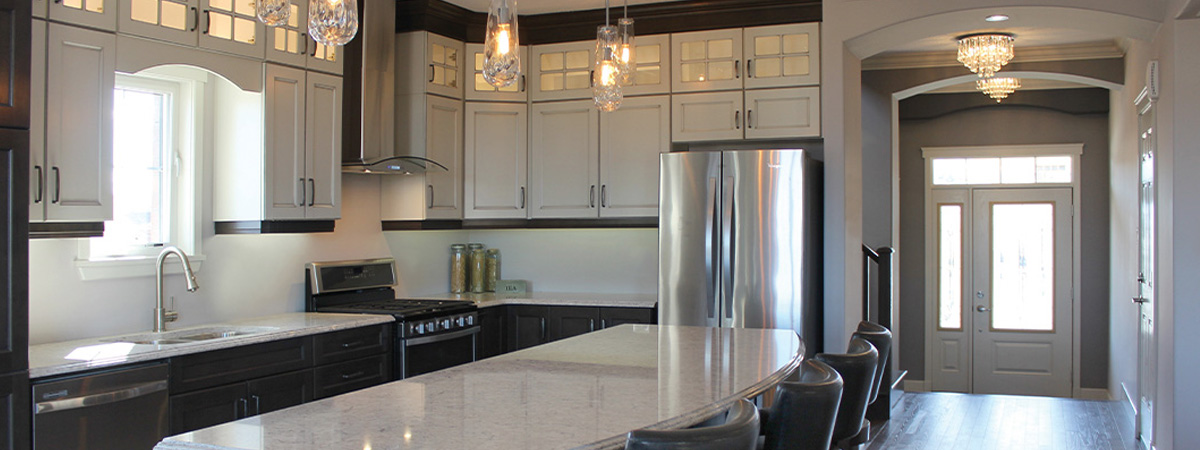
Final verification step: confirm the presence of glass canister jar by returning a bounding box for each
[484,248,501,292]
[468,243,486,293]
[449,244,467,293]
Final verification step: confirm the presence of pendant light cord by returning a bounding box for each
[605,0,610,26]
[623,0,628,18]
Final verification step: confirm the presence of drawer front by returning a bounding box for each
[314,324,391,365]
[170,337,313,394]
[313,354,391,400]
[246,370,313,416]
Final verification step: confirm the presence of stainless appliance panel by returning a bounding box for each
[658,151,722,328]
[399,326,479,379]
[33,363,169,450]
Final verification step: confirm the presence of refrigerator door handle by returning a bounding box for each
[721,175,735,323]
[705,177,718,320]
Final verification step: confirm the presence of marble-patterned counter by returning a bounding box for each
[157,324,803,450]
[400,291,657,309]
[29,313,394,378]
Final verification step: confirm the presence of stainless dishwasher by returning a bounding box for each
[32,362,170,450]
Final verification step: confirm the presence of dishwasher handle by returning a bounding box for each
[35,380,168,415]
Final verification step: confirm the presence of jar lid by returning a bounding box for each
[468,243,485,249]
[486,248,500,255]
[450,244,466,250]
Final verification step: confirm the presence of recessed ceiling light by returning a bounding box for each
[985,14,1010,22]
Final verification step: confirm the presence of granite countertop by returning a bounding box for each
[400,291,658,309]
[29,313,394,379]
[157,324,803,450]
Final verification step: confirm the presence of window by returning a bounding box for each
[80,69,203,276]
[931,155,1073,185]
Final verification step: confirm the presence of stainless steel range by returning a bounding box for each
[305,258,478,379]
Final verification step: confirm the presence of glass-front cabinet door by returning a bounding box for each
[198,0,265,59]
[49,0,118,31]
[531,40,593,101]
[622,34,669,97]
[465,43,527,102]
[118,0,198,46]
[670,29,742,93]
[264,1,305,67]
[743,23,819,89]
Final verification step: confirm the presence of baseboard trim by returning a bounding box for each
[904,379,929,392]
[1078,388,1111,400]
[1121,382,1137,413]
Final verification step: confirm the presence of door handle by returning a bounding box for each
[1133,296,1149,304]
[341,371,365,380]
[34,380,167,414]
[748,59,755,78]
[589,185,596,208]
[589,319,595,332]
[601,185,608,208]
[734,110,741,130]
[309,178,316,207]
[976,305,991,312]
[721,176,735,321]
[33,165,42,204]
[250,395,261,415]
[202,10,211,35]
[427,184,435,207]
[520,74,527,92]
[298,178,306,206]
[301,33,309,56]
[189,7,198,31]
[520,186,526,209]
[747,109,754,129]
[429,64,436,83]
[52,167,61,204]
[540,317,547,342]
[734,60,741,79]
[237,398,248,418]
[705,177,718,321]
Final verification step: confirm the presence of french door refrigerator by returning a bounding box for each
[658,149,822,356]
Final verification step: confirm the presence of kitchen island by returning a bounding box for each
[156,324,803,450]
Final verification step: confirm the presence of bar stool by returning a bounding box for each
[814,337,878,450]
[852,321,892,405]
[625,398,760,450]
[760,359,843,450]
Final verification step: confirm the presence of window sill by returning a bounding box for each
[76,255,207,281]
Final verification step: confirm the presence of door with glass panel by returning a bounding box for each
[1135,93,1155,448]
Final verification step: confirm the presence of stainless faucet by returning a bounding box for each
[155,246,200,333]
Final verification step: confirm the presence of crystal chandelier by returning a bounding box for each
[257,0,291,27]
[483,0,521,87]
[593,0,622,111]
[616,1,634,86]
[956,33,1015,78]
[309,0,358,46]
[977,76,1020,102]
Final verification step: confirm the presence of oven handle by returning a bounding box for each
[404,326,480,347]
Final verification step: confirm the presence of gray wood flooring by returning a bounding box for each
[867,392,1139,450]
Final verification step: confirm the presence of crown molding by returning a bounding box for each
[863,40,1124,71]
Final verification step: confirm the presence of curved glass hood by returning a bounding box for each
[342,156,450,175]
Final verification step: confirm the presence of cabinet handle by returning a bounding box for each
[601,319,607,329]
[540,317,547,341]
[341,340,364,349]
[51,167,60,204]
[33,166,42,204]
[428,64,435,83]
[341,371,365,380]
[301,33,309,56]
[734,60,741,79]
[601,185,608,208]
[189,7,198,31]
[298,178,306,206]
[590,70,595,88]
[427,185,434,208]
[519,186,526,209]
[734,111,741,130]
[309,178,316,207]
[520,74,527,92]
[747,109,753,129]
[589,319,595,332]
[310,35,319,57]
[202,10,211,35]
[589,185,596,208]
[747,59,755,78]
[251,395,261,415]
[237,398,248,418]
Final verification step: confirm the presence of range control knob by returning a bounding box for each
[455,317,465,327]
[442,319,452,329]
[414,323,424,335]
[427,321,437,332]
[467,315,475,325]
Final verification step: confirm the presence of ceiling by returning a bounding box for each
[441,0,686,15]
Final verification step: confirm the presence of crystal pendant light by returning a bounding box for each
[257,0,291,27]
[593,0,622,111]
[309,0,358,47]
[616,0,634,86]
[976,76,1021,102]
[483,0,521,88]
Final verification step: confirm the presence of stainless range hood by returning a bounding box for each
[341,0,448,175]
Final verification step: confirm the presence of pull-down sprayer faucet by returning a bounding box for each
[154,246,199,333]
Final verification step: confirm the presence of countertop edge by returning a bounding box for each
[29,313,396,379]
[398,291,659,309]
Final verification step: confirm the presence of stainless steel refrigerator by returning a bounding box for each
[658,149,822,356]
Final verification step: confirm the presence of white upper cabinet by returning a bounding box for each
[744,86,820,139]
[397,31,464,99]
[599,95,670,217]
[465,43,528,102]
[385,94,464,220]
[622,34,670,97]
[117,0,197,46]
[43,23,115,221]
[529,100,599,218]
[671,91,742,142]
[303,71,342,219]
[670,28,742,93]
[743,23,819,89]
[30,20,46,222]
[49,0,118,31]
[464,102,527,219]
[264,0,342,74]
[116,0,266,59]
[262,64,340,220]
[33,0,48,18]
[530,40,594,101]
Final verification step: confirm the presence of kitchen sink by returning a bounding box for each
[111,326,278,346]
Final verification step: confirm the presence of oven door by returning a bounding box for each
[399,326,480,379]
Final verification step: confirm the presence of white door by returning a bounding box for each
[304,71,341,219]
[671,91,742,142]
[424,94,463,219]
[744,87,820,139]
[45,24,115,222]
[599,95,669,217]
[971,188,1073,397]
[464,102,527,219]
[264,64,307,220]
[1136,94,1156,448]
[529,100,598,218]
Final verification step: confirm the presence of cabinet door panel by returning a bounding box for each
[531,41,594,101]
[197,0,265,59]
[264,64,307,219]
[478,306,506,359]
[464,102,527,219]
[0,372,29,450]
[313,324,391,366]
[622,34,670,97]
[313,354,390,399]
[0,129,27,375]
[425,94,463,219]
[49,0,117,31]
[530,100,598,218]
[745,87,820,139]
[671,29,742,93]
[45,24,114,221]
[30,20,45,222]
[169,383,247,434]
[465,43,527,102]
[744,23,819,89]
[117,0,199,46]
[546,306,600,342]
[425,32,464,99]
[264,0,306,67]
[170,336,312,394]
[246,370,312,416]
[304,71,342,219]
[671,91,742,142]
[0,0,30,129]
[508,305,549,351]
[600,307,655,329]
[599,95,668,217]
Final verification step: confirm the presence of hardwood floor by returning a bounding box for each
[867,392,1139,450]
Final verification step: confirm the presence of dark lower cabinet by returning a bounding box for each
[170,369,313,434]
[246,370,313,416]
[0,371,28,450]
[508,305,550,352]
[599,307,655,329]
[546,307,600,341]
[477,307,506,359]
[312,354,389,400]
[505,305,656,352]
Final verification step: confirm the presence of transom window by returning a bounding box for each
[932,155,1072,185]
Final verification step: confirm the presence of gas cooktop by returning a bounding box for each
[317,299,476,320]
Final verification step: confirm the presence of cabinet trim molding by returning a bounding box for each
[381,217,657,231]
[214,220,336,235]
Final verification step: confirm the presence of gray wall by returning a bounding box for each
[895,95,1112,389]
